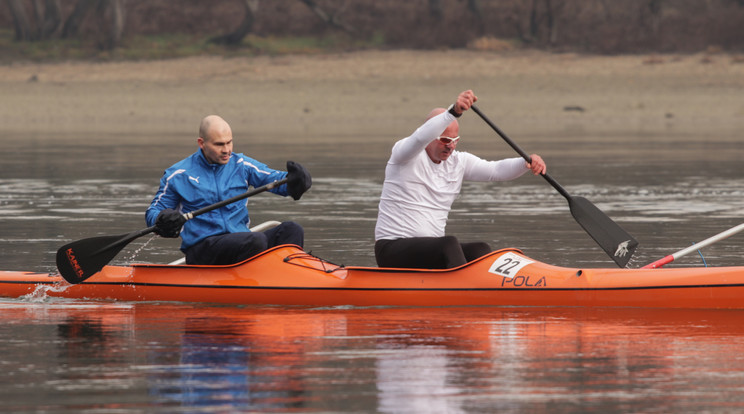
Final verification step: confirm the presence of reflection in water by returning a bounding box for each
[2,302,744,412]
[155,319,262,411]
[376,344,465,414]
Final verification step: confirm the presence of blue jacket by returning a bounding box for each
[146,150,289,251]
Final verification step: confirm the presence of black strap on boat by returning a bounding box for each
[284,251,346,273]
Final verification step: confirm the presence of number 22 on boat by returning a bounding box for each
[488,252,534,279]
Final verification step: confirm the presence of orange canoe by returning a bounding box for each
[2,245,744,308]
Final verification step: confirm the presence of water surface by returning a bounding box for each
[2,301,744,413]
[1,130,742,271]
[0,129,743,412]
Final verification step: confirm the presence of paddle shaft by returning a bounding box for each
[94,178,287,254]
[470,105,570,200]
[94,226,158,254]
[642,222,744,269]
[95,178,289,254]
[185,178,288,219]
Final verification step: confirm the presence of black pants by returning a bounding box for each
[375,236,491,269]
[184,221,304,265]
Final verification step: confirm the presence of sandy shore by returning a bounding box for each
[1,50,743,141]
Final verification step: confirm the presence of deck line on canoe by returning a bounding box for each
[3,280,744,292]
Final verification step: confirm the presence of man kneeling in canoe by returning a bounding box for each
[374,90,546,269]
[146,115,312,265]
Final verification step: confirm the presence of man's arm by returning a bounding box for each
[145,170,184,226]
[462,154,529,182]
[462,153,546,182]
[389,111,456,164]
[240,156,312,200]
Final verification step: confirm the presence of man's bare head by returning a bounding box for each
[198,115,233,164]
[424,108,460,164]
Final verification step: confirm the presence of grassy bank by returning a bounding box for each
[0,28,387,63]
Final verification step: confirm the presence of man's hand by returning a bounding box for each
[154,209,186,238]
[451,90,478,116]
[286,161,312,200]
[526,154,547,175]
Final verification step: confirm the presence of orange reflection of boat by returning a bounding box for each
[2,245,744,308]
[5,301,744,412]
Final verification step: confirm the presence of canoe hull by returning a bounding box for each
[2,245,744,308]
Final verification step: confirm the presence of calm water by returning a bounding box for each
[3,301,744,413]
[1,128,743,412]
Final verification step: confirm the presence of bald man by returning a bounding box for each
[146,115,312,265]
[374,90,546,269]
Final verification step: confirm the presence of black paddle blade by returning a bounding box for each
[56,228,153,284]
[567,196,639,268]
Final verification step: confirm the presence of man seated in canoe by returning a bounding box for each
[146,115,312,265]
[374,90,547,269]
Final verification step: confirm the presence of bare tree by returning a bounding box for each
[5,0,126,49]
[467,0,482,15]
[527,0,564,46]
[467,0,484,34]
[428,0,443,20]
[210,0,259,45]
[298,0,354,33]
[96,0,125,50]
[7,0,33,40]
[33,0,62,38]
[545,0,557,45]
[529,0,543,42]
[61,0,96,38]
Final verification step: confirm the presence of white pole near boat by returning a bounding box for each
[642,223,744,269]
[167,220,282,265]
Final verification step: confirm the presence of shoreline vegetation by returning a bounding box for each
[2,29,744,65]
[2,1,744,64]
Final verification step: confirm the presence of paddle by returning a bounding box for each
[642,222,744,269]
[56,178,289,284]
[470,105,638,268]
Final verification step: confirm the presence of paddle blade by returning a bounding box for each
[56,233,138,284]
[567,196,639,268]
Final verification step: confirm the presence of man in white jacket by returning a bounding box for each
[374,90,546,269]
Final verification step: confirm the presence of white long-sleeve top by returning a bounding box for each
[374,111,529,241]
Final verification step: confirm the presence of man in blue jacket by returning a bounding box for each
[146,115,312,265]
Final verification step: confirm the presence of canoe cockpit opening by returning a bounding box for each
[166,220,283,266]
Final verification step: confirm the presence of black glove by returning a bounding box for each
[286,161,312,200]
[154,209,186,238]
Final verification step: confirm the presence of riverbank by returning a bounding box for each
[1,49,743,142]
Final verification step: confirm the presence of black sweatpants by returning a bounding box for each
[184,221,304,265]
[375,236,491,269]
